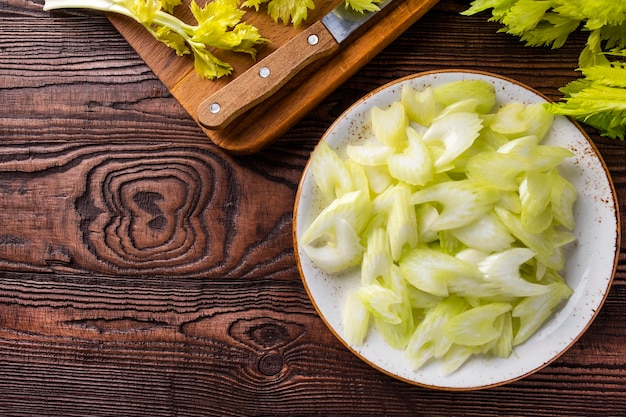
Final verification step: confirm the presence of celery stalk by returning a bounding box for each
[44,0,267,79]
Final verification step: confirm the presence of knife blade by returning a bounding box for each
[197,0,394,131]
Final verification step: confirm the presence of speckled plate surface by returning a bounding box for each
[293,70,620,390]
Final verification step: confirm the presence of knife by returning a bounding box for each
[197,0,394,130]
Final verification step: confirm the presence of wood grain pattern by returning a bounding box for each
[1,0,626,415]
[107,0,440,154]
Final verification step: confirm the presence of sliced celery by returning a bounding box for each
[415,204,440,243]
[302,217,365,274]
[408,286,443,310]
[363,164,394,195]
[357,283,403,325]
[344,159,370,201]
[386,184,419,261]
[492,312,514,358]
[519,170,554,233]
[432,79,496,114]
[373,266,415,349]
[410,179,499,230]
[550,170,578,230]
[495,207,553,255]
[466,151,531,191]
[442,302,512,346]
[361,227,392,285]
[386,126,434,186]
[522,103,555,140]
[529,145,575,171]
[371,102,409,148]
[512,280,573,346]
[346,142,393,166]
[401,84,436,126]
[301,79,578,374]
[405,295,470,369]
[490,102,529,135]
[497,134,539,156]
[441,344,476,375]
[450,212,515,253]
[399,248,482,297]
[310,141,354,202]
[477,248,550,297]
[422,112,483,171]
[343,290,371,346]
[301,190,370,246]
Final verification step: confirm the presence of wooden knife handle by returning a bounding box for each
[197,20,340,131]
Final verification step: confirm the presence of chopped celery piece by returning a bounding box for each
[455,248,488,265]
[415,204,440,243]
[401,84,436,126]
[411,179,499,230]
[512,280,573,346]
[387,126,434,186]
[551,170,578,230]
[371,102,409,148]
[443,303,512,346]
[371,184,398,215]
[437,230,464,255]
[357,284,402,325]
[344,159,370,201]
[497,190,522,214]
[386,184,419,261]
[399,248,482,297]
[373,265,415,349]
[436,98,482,119]
[302,217,364,274]
[529,145,575,171]
[451,212,515,253]
[494,207,554,258]
[432,79,496,114]
[466,151,531,191]
[490,102,529,135]
[441,344,476,375]
[310,142,354,202]
[522,103,555,140]
[519,170,554,233]
[479,125,510,149]
[343,290,370,346]
[301,190,370,246]
[406,295,470,369]
[492,312,514,358]
[346,142,393,166]
[422,112,483,171]
[497,135,539,156]
[477,248,550,297]
[408,286,443,310]
[363,164,394,194]
[361,227,392,285]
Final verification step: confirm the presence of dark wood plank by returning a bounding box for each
[1,1,625,415]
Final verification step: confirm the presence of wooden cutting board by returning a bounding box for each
[108,0,439,154]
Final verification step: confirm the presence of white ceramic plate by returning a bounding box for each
[293,70,620,390]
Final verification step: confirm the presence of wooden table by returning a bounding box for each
[1,1,625,415]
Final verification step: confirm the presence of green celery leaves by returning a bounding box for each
[463,0,626,139]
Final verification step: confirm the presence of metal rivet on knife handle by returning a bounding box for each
[197,21,340,130]
[259,67,271,78]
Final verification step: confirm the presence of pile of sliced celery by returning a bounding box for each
[300,79,577,375]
